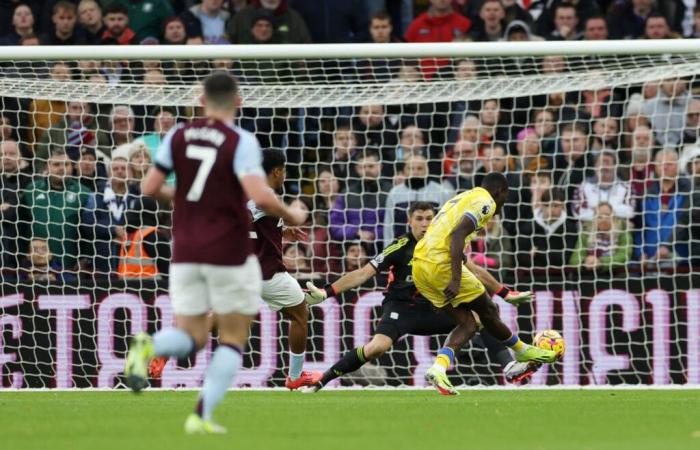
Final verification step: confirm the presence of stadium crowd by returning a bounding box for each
[1,0,700,284]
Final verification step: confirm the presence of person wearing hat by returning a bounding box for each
[226,0,311,44]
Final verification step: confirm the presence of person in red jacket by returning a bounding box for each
[404,0,471,79]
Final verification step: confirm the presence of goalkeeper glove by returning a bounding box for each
[304,282,336,305]
[495,285,533,306]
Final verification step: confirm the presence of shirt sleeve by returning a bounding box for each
[154,127,177,174]
[465,192,496,229]
[233,129,266,179]
[369,237,407,272]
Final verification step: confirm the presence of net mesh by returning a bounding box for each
[0,51,699,388]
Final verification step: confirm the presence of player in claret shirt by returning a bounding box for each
[247,148,323,390]
[305,201,539,392]
[125,71,306,433]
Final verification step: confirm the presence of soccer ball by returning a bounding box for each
[533,330,565,360]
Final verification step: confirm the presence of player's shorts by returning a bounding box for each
[374,299,456,342]
[411,258,486,309]
[261,272,305,311]
[169,255,262,316]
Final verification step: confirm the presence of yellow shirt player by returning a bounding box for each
[412,172,558,396]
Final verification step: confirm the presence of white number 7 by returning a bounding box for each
[185,144,217,201]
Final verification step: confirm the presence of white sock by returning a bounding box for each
[197,345,242,422]
[152,328,194,359]
[288,351,305,380]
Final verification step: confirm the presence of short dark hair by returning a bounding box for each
[262,148,286,174]
[555,1,577,13]
[356,147,380,162]
[103,3,128,16]
[646,12,669,22]
[597,149,617,165]
[408,201,435,217]
[203,71,238,108]
[541,187,566,203]
[370,11,392,23]
[585,14,606,26]
[481,172,509,193]
[54,0,76,15]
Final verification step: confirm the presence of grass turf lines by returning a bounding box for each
[1,390,698,450]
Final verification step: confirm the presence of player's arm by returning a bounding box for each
[142,127,177,201]
[236,132,306,225]
[305,264,376,305]
[445,216,475,299]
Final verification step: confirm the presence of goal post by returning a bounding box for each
[0,41,699,389]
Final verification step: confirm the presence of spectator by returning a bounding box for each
[39,1,85,45]
[384,154,454,246]
[0,3,35,45]
[20,149,91,271]
[635,148,691,265]
[477,142,508,182]
[75,146,105,192]
[395,125,425,162]
[509,128,549,175]
[118,196,171,278]
[518,187,578,270]
[590,116,621,153]
[503,20,539,41]
[643,13,680,39]
[689,4,700,38]
[356,11,402,82]
[282,242,312,276]
[0,140,27,269]
[642,78,690,147]
[82,156,138,275]
[444,139,479,191]
[342,241,369,272]
[228,0,312,44]
[628,125,655,196]
[608,0,656,40]
[188,0,229,44]
[353,104,398,171]
[137,106,177,158]
[475,99,510,148]
[101,3,136,45]
[36,101,102,172]
[573,150,635,222]
[680,98,700,146]
[97,105,136,157]
[289,0,368,43]
[19,238,76,283]
[327,124,359,181]
[532,108,558,156]
[162,16,188,44]
[1,140,32,189]
[469,0,504,42]
[545,2,581,40]
[469,215,514,271]
[312,165,341,226]
[682,148,700,267]
[78,0,104,45]
[553,122,594,202]
[404,0,471,77]
[533,0,599,38]
[127,141,151,185]
[248,10,274,44]
[582,14,608,40]
[569,202,633,271]
[329,150,391,249]
[26,62,70,151]
[113,0,174,43]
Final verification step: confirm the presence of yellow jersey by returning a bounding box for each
[413,187,496,265]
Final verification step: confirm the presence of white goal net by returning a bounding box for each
[0,42,699,389]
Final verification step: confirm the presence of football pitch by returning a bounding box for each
[2,389,698,450]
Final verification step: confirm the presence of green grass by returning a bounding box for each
[1,390,699,450]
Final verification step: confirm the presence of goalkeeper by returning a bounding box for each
[304,201,539,392]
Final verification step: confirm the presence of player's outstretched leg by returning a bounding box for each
[306,334,393,393]
[425,306,478,396]
[470,294,557,364]
[479,330,540,383]
[281,302,322,390]
[184,313,252,435]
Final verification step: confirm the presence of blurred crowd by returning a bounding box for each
[1,0,700,284]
